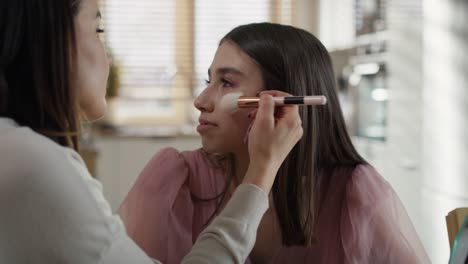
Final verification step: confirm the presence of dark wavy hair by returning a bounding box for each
[218,23,367,246]
[0,0,82,149]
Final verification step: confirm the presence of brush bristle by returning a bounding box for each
[220,92,243,113]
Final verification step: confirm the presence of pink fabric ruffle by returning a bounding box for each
[119,148,430,263]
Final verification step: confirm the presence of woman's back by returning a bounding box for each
[273,165,429,263]
[0,117,154,264]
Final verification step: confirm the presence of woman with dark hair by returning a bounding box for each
[120,23,430,263]
[0,1,303,263]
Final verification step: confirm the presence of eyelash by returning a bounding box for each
[204,78,233,87]
[222,78,233,87]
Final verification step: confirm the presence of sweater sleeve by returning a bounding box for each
[182,183,268,264]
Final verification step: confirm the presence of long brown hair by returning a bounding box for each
[0,0,82,149]
[218,23,367,246]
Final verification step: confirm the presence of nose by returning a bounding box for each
[194,86,214,113]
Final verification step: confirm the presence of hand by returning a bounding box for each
[242,90,303,193]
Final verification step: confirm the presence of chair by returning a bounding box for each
[447,208,468,263]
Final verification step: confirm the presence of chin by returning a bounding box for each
[83,101,107,121]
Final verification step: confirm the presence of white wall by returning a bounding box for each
[385,0,426,251]
[295,0,320,36]
[422,0,468,262]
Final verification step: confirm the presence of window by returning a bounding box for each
[319,0,355,50]
[102,0,295,126]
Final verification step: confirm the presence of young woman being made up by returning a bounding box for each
[119,23,430,263]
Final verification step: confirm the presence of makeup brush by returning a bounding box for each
[220,92,327,113]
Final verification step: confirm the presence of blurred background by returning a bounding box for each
[79,0,468,262]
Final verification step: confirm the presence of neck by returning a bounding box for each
[233,148,250,186]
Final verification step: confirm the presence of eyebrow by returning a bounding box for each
[208,67,245,77]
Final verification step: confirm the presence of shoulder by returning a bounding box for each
[0,128,121,261]
[136,147,224,195]
[350,164,391,188]
[0,126,80,182]
[135,147,196,191]
[345,164,393,209]
[144,147,189,172]
[144,147,213,175]
[0,126,95,207]
[152,147,207,164]
[0,126,103,224]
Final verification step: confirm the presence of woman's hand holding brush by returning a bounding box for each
[241,90,304,193]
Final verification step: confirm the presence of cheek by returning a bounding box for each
[231,110,252,130]
[81,39,109,84]
[201,111,252,154]
[76,37,109,120]
[224,110,252,141]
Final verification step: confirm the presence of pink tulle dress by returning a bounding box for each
[118,147,430,263]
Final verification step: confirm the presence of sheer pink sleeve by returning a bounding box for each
[341,165,430,263]
[118,147,193,264]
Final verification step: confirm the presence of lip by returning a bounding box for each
[197,118,218,133]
